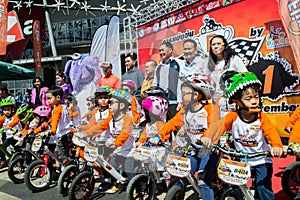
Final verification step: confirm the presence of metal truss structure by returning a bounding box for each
[123,0,199,55]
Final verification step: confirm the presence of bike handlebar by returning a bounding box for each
[195,139,287,158]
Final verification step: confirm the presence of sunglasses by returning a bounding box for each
[108,100,119,105]
[97,96,109,100]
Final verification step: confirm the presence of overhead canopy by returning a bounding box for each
[0,61,35,81]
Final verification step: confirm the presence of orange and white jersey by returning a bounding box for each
[218,111,283,166]
[107,114,134,157]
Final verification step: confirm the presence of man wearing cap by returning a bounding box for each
[97,62,121,90]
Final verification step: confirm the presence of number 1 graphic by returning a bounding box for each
[262,65,274,94]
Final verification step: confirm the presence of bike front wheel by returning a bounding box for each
[24,160,52,192]
[165,185,185,200]
[219,186,245,200]
[282,161,300,199]
[126,173,156,200]
[68,171,95,200]
[58,164,78,196]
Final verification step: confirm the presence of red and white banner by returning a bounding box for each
[0,0,8,55]
[278,0,300,73]
[33,20,42,71]
[7,11,24,44]
[137,0,300,138]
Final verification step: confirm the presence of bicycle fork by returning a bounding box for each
[240,185,255,200]
[186,173,202,198]
[95,156,127,183]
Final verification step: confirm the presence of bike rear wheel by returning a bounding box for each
[126,173,156,200]
[68,171,95,200]
[282,161,300,199]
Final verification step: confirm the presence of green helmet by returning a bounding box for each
[225,72,261,100]
[110,89,132,104]
[95,86,112,95]
[17,103,33,124]
[0,98,15,107]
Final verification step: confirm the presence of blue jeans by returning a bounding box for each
[186,154,214,200]
[252,163,274,200]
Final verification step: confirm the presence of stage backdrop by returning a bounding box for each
[137,0,300,138]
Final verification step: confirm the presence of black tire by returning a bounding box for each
[282,162,300,199]
[58,164,78,196]
[165,185,184,200]
[68,171,95,200]
[126,174,156,200]
[219,186,244,200]
[7,157,28,183]
[9,152,24,165]
[24,160,52,192]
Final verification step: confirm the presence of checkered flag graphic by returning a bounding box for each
[228,37,264,65]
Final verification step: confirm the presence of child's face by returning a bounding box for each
[34,115,41,124]
[2,106,13,117]
[239,88,260,110]
[46,93,61,107]
[96,95,109,107]
[56,75,64,86]
[122,85,133,95]
[181,85,195,107]
[109,97,122,114]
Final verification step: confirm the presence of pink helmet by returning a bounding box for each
[122,80,137,92]
[33,106,51,118]
[142,96,168,119]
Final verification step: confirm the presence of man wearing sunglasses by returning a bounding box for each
[97,62,121,90]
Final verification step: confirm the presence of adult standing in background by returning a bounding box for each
[56,71,73,102]
[180,38,208,77]
[153,41,181,121]
[123,53,144,99]
[207,35,247,102]
[30,77,49,107]
[176,39,209,106]
[140,60,157,100]
[97,62,121,90]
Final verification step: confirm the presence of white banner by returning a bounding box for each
[106,15,121,78]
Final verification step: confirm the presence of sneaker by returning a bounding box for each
[96,182,112,193]
[105,186,119,194]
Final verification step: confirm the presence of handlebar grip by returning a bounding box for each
[195,139,202,145]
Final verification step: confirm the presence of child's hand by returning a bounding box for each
[135,142,141,147]
[201,137,212,148]
[270,147,283,157]
[288,142,300,156]
[284,127,292,133]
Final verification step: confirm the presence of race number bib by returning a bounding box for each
[217,158,251,186]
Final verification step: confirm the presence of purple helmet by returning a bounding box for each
[33,106,51,118]
[142,96,168,119]
[122,80,137,92]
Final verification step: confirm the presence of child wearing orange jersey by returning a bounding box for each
[201,72,283,200]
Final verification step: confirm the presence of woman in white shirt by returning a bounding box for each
[207,35,248,103]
